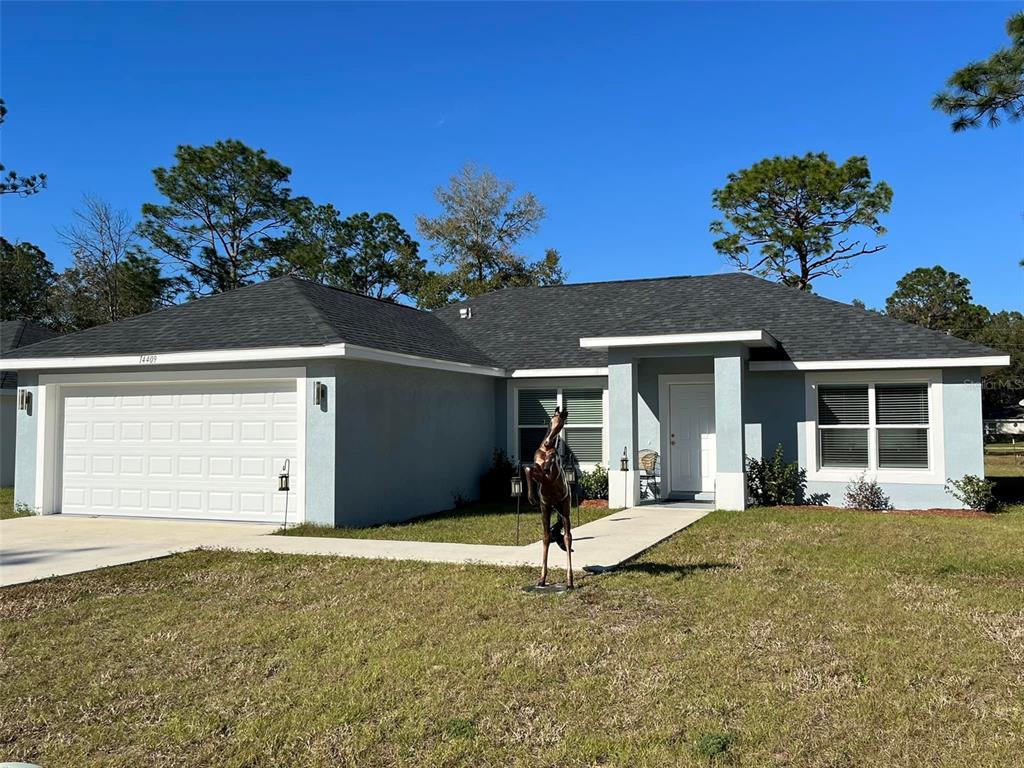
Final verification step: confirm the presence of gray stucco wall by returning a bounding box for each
[304,362,338,526]
[334,360,497,526]
[13,373,38,510]
[0,394,16,487]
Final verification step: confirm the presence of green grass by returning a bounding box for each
[0,486,29,520]
[2,505,1023,767]
[985,450,1024,478]
[279,500,616,545]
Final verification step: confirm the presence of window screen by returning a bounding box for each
[819,428,869,468]
[878,428,928,468]
[876,384,928,424]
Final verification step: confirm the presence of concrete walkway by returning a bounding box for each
[0,504,710,587]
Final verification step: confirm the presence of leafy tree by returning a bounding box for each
[139,140,306,295]
[885,265,990,338]
[933,12,1024,131]
[710,153,893,291]
[50,252,178,333]
[0,99,46,196]
[973,309,1024,415]
[271,204,427,302]
[0,237,56,322]
[57,195,179,326]
[415,164,566,308]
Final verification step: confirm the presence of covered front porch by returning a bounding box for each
[590,331,777,511]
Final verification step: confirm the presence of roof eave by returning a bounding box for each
[579,329,779,351]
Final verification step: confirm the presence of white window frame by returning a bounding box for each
[507,377,608,468]
[804,370,944,485]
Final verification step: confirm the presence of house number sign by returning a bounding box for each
[138,354,158,364]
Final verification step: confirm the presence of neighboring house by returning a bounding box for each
[0,320,58,487]
[0,274,1009,523]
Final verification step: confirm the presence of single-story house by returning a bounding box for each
[1,320,58,486]
[0,274,1009,524]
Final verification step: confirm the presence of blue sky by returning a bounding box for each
[1,2,1021,311]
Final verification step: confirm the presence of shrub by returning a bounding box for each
[578,463,609,500]
[746,444,807,506]
[843,473,892,510]
[945,474,998,511]
[479,449,517,501]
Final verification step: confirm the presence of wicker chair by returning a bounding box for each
[638,450,660,500]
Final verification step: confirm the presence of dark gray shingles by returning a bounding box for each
[1,320,59,388]
[433,273,1003,368]
[6,277,498,368]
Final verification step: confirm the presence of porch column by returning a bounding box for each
[607,351,640,508]
[714,352,748,509]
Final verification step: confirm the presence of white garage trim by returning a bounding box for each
[35,367,306,522]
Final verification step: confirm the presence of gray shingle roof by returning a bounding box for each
[1,320,58,388]
[432,273,1002,369]
[4,273,1003,372]
[5,277,498,368]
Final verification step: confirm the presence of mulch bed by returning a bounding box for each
[580,499,609,509]
[775,505,992,519]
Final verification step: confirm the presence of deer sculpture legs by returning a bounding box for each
[537,488,573,588]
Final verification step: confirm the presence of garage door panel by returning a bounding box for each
[59,380,300,522]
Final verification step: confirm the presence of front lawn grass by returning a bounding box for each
[2,506,1023,767]
[279,500,615,545]
[0,486,27,520]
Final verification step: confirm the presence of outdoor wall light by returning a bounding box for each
[620,447,629,472]
[312,380,325,406]
[17,389,31,411]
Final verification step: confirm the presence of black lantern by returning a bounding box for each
[620,447,629,472]
[565,465,577,485]
[510,475,523,497]
[278,458,291,492]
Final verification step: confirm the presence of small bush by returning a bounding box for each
[578,463,609,500]
[479,449,517,501]
[843,473,892,510]
[746,444,807,506]
[946,474,998,511]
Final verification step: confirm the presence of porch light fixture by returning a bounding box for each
[313,380,325,406]
[511,471,524,545]
[279,458,292,533]
[17,388,31,411]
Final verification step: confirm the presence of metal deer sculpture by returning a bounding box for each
[523,406,574,588]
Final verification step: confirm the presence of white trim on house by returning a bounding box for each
[510,367,609,378]
[580,330,778,350]
[0,343,506,378]
[751,355,1009,372]
[803,369,946,485]
[33,366,308,521]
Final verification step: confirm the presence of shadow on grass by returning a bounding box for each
[612,561,737,579]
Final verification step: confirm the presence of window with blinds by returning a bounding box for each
[817,386,869,467]
[516,386,605,464]
[816,382,930,471]
[875,384,929,468]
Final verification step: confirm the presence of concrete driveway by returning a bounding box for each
[0,516,274,587]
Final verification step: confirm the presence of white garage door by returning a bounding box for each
[59,380,301,522]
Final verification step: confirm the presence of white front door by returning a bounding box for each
[668,383,716,495]
[58,380,300,522]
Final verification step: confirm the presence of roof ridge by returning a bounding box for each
[280,279,346,345]
[282,274,428,315]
